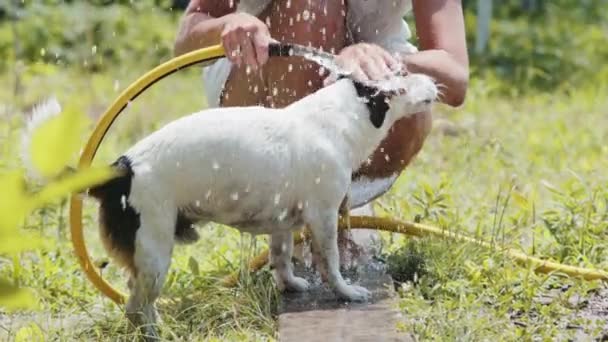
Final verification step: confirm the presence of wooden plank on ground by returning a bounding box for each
[278,261,411,342]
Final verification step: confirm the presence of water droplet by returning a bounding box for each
[278,209,288,221]
[288,64,293,72]
[315,177,321,184]
[212,161,220,170]
[384,154,391,162]
[297,201,304,210]
[289,17,294,26]
[91,45,97,55]
[274,193,281,205]
[245,65,252,75]
[231,192,239,201]
[120,195,127,210]
[302,10,310,21]
[195,200,201,207]
[272,87,279,96]
[253,85,259,93]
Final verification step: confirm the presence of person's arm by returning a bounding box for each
[174,0,235,56]
[174,0,272,69]
[406,0,469,107]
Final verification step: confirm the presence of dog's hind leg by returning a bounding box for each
[126,207,175,340]
[307,209,371,302]
[270,231,309,292]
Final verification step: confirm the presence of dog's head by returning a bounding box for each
[353,73,438,128]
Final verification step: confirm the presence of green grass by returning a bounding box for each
[377,78,608,340]
[2,14,608,342]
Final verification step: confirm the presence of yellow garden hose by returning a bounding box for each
[69,44,608,306]
[69,45,226,305]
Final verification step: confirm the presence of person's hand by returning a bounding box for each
[325,43,402,85]
[221,13,273,70]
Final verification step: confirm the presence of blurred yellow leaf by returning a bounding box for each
[0,172,28,232]
[0,232,43,255]
[0,279,38,312]
[29,166,116,209]
[29,103,89,178]
[15,323,45,342]
[512,191,529,210]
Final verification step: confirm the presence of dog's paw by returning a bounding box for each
[337,284,371,302]
[284,276,310,292]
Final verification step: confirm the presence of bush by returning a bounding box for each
[0,1,179,71]
[465,0,608,94]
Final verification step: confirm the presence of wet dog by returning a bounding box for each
[24,72,437,338]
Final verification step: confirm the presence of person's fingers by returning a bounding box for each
[350,64,369,82]
[363,45,396,79]
[252,29,270,66]
[222,28,242,67]
[377,48,400,72]
[239,31,259,70]
[359,55,384,81]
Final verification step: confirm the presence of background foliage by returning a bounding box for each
[1,0,607,93]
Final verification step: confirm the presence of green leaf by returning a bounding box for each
[512,191,529,210]
[29,166,116,209]
[0,172,28,232]
[0,278,38,312]
[15,323,45,342]
[188,256,200,276]
[0,232,43,255]
[29,103,90,178]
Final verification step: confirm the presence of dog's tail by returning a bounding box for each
[20,98,123,194]
[20,97,65,182]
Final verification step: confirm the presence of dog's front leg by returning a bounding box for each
[126,207,175,341]
[270,230,309,292]
[308,210,371,302]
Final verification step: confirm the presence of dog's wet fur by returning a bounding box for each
[88,79,394,278]
[24,72,437,339]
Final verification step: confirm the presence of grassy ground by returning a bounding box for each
[1,31,608,342]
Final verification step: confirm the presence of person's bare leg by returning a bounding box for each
[339,111,434,268]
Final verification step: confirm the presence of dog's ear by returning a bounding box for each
[353,81,389,129]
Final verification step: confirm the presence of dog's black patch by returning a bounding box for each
[175,212,199,244]
[353,81,390,129]
[88,156,140,262]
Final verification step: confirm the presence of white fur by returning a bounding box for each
[20,97,62,181]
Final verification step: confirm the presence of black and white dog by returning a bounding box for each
[24,59,437,337]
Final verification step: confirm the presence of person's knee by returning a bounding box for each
[357,110,433,178]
